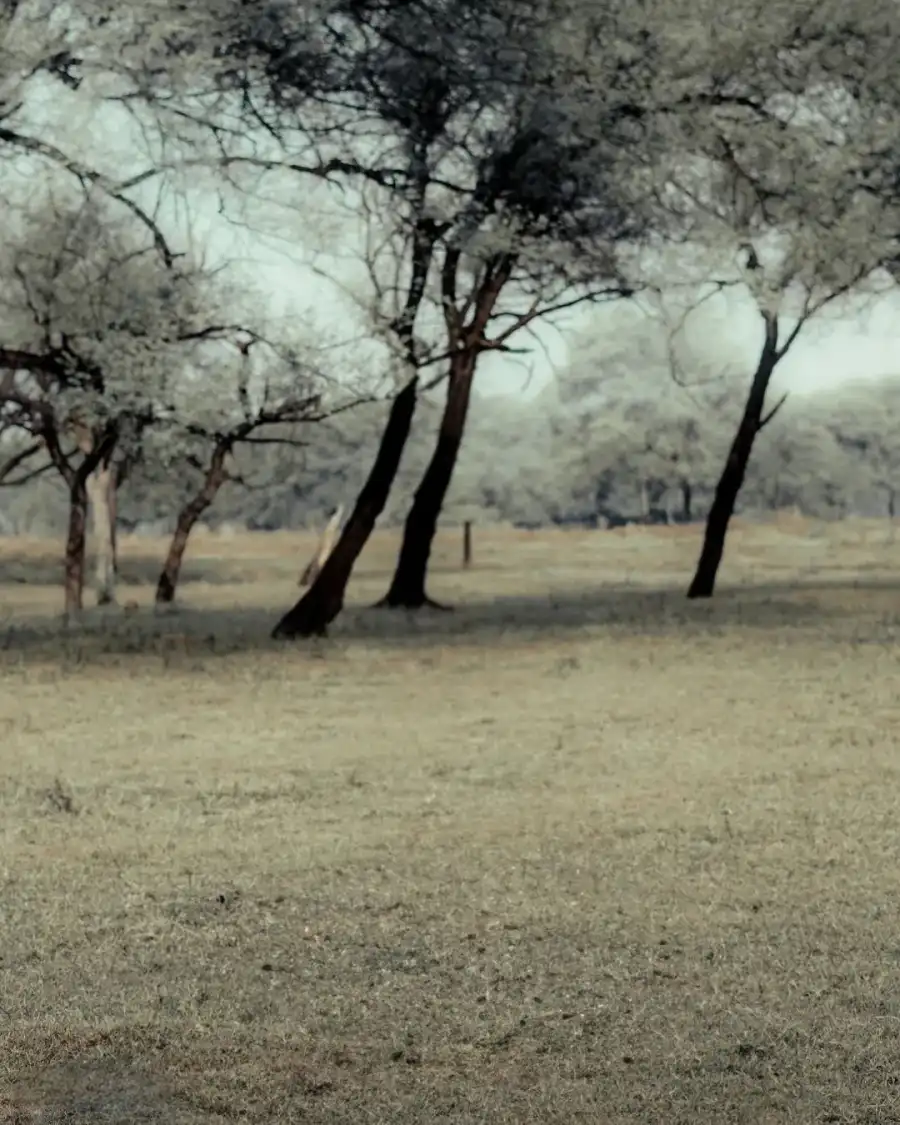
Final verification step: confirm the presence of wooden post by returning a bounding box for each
[462,520,472,569]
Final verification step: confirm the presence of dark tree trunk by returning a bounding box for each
[63,477,89,617]
[688,319,780,599]
[156,445,229,604]
[379,353,476,609]
[681,479,693,522]
[272,376,419,638]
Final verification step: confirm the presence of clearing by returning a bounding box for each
[1,518,899,1123]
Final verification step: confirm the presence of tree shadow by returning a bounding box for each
[1,575,897,667]
[3,1032,190,1124]
[0,551,252,588]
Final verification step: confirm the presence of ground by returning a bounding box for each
[1,516,899,1124]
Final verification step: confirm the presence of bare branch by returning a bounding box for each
[758,392,788,430]
[0,440,43,484]
[0,127,178,267]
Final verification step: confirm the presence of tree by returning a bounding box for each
[0,0,186,272]
[151,336,337,604]
[652,59,900,596]
[16,0,900,618]
[205,0,657,634]
[0,193,243,613]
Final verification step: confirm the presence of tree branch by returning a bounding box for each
[758,392,788,430]
[0,126,177,267]
[0,440,43,484]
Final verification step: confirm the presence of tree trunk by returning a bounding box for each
[639,479,650,520]
[88,463,117,605]
[156,445,230,604]
[688,325,779,599]
[379,353,476,608]
[681,479,693,522]
[272,376,419,638]
[64,478,89,618]
[299,504,344,586]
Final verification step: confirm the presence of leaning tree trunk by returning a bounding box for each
[63,477,90,618]
[379,354,476,609]
[156,445,230,604]
[688,325,779,599]
[87,463,117,605]
[299,504,344,586]
[272,378,420,643]
[272,376,419,639]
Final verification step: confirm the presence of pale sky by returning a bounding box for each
[208,219,900,401]
[7,73,900,404]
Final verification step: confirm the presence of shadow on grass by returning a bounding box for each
[1,575,898,667]
[0,551,251,588]
[3,1032,185,1124]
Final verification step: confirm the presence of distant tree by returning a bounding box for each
[743,403,865,517]
[815,382,900,522]
[549,312,736,526]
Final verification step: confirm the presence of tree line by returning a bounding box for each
[4,363,899,537]
[1,0,899,634]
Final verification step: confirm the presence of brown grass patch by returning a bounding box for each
[1,521,900,1122]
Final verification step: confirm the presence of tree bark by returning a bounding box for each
[272,376,419,638]
[55,425,119,619]
[156,445,230,604]
[688,321,779,599]
[272,378,420,639]
[681,479,693,522]
[64,477,89,618]
[88,463,117,605]
[379,353,476,609]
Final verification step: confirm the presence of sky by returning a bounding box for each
[209,216,900,402]
[7,70,900,406]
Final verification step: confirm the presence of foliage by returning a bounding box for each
[3,0,900,547]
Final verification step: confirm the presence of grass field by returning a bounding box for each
[2,517,900,1124]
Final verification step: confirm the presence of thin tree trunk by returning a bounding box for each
[681,479,693,522]
[88,463,117,605]
[156,445,230,604]
[110,468,120,576]
[272,376,419,638]
[64,478,89,618]
[688,321,779,599]
[640,479,650,520]
[379,353,476,609]
[299,504,344,586]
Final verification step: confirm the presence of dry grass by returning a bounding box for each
[2,518,900,1123]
